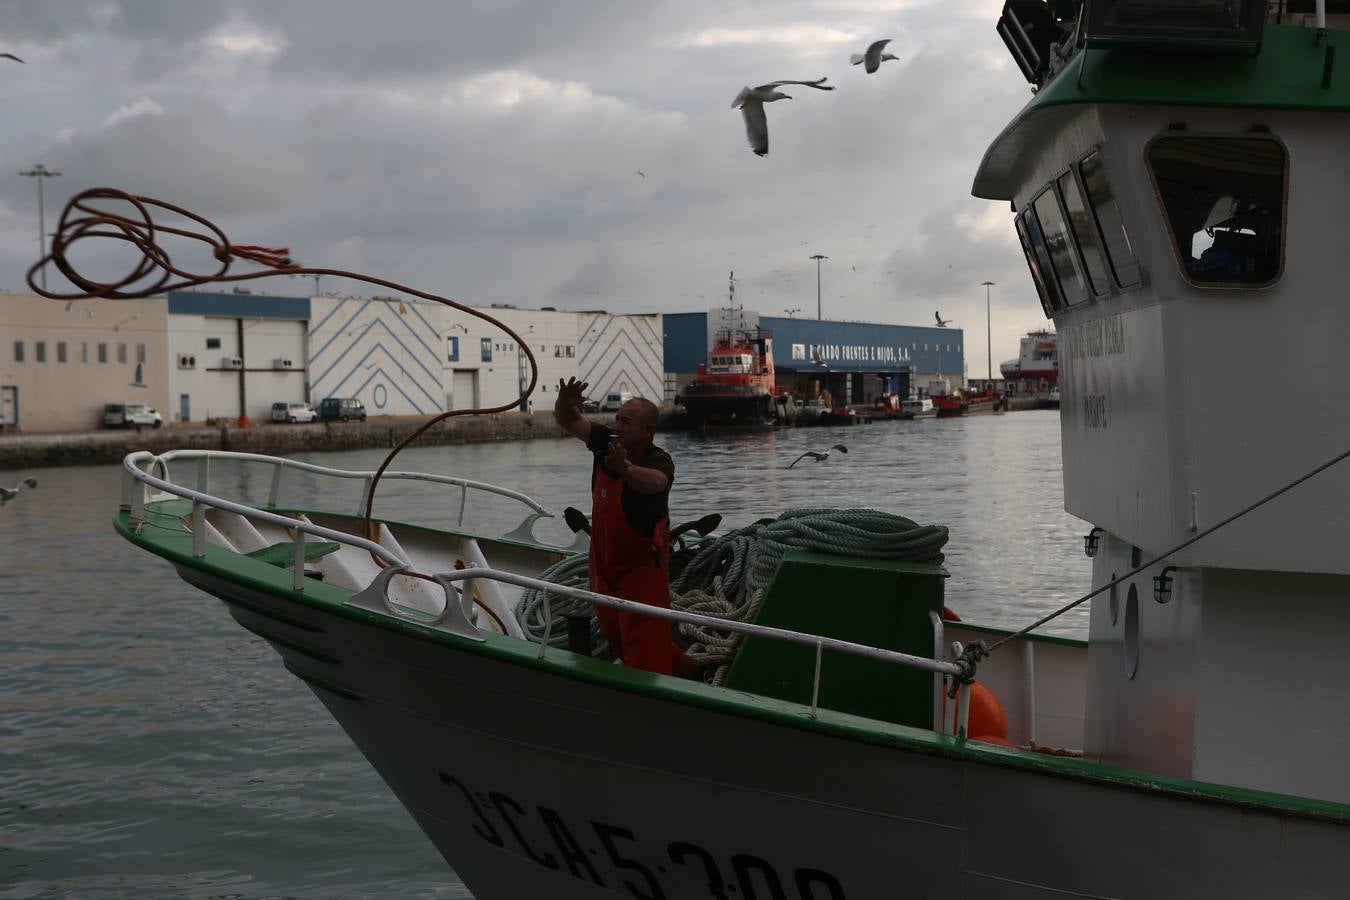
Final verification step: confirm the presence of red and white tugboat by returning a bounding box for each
[677,326,777,429]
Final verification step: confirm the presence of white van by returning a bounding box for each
[599,391,633,412]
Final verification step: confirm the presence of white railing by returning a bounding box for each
[120,449,588,557]
[119,449,973,729]
[347,562,969,723]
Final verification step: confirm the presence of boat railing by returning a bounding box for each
[347,562,973,729]
[120,449,589,557]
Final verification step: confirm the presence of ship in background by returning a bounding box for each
[999,329,1058,390]
[676,325,778,429]
[676,272,780,429]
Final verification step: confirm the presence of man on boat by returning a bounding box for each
[554,377,694,677]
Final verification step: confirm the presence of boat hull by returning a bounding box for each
[185,566,1350,900]
[678,386,775,429]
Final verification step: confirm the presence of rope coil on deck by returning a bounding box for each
[515,507,948,682]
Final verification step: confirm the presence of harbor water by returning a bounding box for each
[1,411,1088,898]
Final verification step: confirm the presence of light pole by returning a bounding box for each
[981,281,996,382]
[810,254,828,320]
[20,164,61,292]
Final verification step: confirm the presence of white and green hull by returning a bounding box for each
[181,562,1349,900]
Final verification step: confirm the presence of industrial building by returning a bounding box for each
[663,309,966,406]
[1,290,661,432]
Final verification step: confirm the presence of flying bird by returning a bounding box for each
[732,77,835,157]
[636,170,646,178]
[0,477,37,505]
[851,39,898,74]
[788,444,848,469]
[1,53,23,63]
[935,311,953,327]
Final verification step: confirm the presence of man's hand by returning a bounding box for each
[605,437,630,475]
[553,377,592,442]
[557,377,588,409]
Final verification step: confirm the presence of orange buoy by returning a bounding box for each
[944,682,1009,739]
[970,734,1015,748]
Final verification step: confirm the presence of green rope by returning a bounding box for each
[514,507,948,668]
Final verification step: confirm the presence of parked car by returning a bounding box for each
[317,397,367,422]
[580,398,600,413]
[599,391,633,412]
[104,402,163,429]
[271,401,317,424]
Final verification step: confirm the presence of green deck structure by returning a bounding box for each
[724,549,947,727]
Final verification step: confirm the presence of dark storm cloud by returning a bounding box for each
[0,0,1045,373]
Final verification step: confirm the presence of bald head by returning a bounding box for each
[631,397,659,429]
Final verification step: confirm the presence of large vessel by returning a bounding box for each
[676,324,778,429]
[106,1,1350,897]
[999,330,1058,387]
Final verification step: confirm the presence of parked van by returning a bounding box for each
[272,401,317,424]
[317,397,367,422]
[599,391,633,412]
[104,402,163,429]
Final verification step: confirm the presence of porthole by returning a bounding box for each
[1123,584,1140,680]
[1109,573,1119,625]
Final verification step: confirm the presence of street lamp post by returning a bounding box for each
[810,254,828,320]
[981,281,996,382]
[19,164,62,292]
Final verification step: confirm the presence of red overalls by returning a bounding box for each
[588,462,679,675]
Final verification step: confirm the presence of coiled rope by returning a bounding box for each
[515,507,948,682]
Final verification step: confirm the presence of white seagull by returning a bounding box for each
[935,311,953,327]
[0,477,37,505]
[732,77,835,157]
[787,444,848,468]
[851,39,898,74]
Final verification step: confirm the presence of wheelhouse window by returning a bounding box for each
[1148,135,1285,287]
[1015,213,1055,318]
[1058,170,1111,297]
[1079,151,1142,289]
[1019,207,1065,316]
[1033,186,1090,306]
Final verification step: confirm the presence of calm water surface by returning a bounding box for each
[1,411,1087,898]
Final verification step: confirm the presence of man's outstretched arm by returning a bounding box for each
[553,377,592,442]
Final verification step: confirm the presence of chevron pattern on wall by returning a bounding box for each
[308,296,443,414]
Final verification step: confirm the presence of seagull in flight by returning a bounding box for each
[787,444,848,468]
[732,77,835,157]
[935,311,953,327]
[0,477,37,505]
[851,39,898,74]
[1,53,23,63]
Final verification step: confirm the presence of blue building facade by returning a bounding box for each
[663,310,965,401]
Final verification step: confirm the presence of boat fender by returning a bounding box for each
[942,682,1008,740]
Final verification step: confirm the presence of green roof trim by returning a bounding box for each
[115,500,1350,825]
[973,24,1350,199]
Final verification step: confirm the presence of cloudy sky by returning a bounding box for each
[0,0,1046,377]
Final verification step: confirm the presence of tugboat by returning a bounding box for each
[676,325,777,429]
[677,273,779,430]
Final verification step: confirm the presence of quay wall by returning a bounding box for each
[0,413,627,471]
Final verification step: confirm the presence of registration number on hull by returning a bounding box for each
[440,772,849,899]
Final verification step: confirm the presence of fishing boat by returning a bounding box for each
[109,0,1350,896]
[928,379,1005,417]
